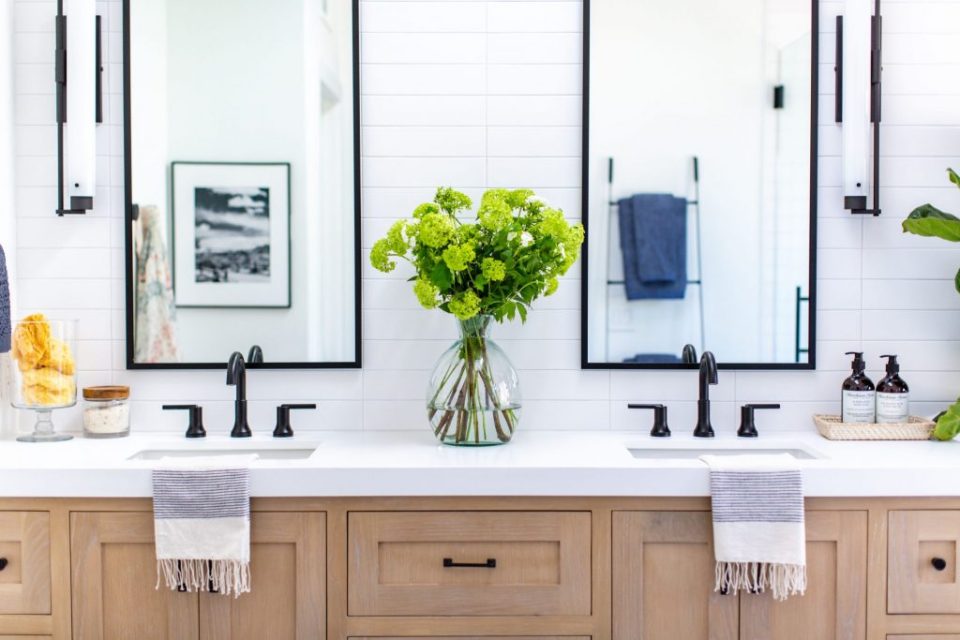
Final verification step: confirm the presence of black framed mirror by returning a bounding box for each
[122,0,361,369]
[581,0,818,370]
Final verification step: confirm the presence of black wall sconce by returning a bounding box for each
[55,0,103,215]
[836,0,882,216]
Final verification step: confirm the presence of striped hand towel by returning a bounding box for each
[152,455,256,597]
[700,454,807,601]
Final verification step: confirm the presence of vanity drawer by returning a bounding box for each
[0,511,51,615]
[347,511,592,617]
[889,510,960,614]
[888,637,960,640]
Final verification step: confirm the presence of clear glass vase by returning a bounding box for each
[427,315,521,446]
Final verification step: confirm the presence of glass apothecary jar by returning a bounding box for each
[82,386,130,438]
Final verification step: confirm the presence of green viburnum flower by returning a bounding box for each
[417,212,456,248]
[545,277,559,296]
[369,238,395,273]
[481,257,506,282]
[448,290,481,320]
[506,188,535,208]
[385,220,408,253]
[478,194,513,231]
[412,202,439,218]
[538,209,570,239]
[434,187,472,214]
[442,243,476,272]
[413,278,439,309]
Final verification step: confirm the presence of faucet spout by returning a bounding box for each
[226,351,251,437]
[694,351,718,438]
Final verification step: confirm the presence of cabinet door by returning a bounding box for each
[740,511,867,640]
[71,512,199,640]
[612,511,738,640]
[199,512,325,640]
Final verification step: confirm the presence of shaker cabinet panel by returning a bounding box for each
[0,511,51,616]
[740,511,867,640]
[70,512,199,640]
[889,510,960,614]
[612,511,738,640]
[199,512,325,640]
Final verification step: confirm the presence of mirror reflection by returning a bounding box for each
[125,0,358,367]
[584,0,815,367]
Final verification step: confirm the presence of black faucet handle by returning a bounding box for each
[628,404,671,438]
[274,404,317,438]
[738,403,781,438]
[163,404,206,438]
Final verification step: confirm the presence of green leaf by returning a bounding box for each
[902,205,960,242]
[949,168,960,189]
[517,304,528,323]
[934,399,960,441]
[956,267,960,296]
[429,263,452,291]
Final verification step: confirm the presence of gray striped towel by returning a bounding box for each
[700,454,806,601]
[152,455,256,597]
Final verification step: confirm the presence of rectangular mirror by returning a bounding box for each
[123,0,360,368]
[582,0,818,369]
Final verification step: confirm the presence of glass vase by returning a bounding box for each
[10,318,78,442]
[427,315,521,446]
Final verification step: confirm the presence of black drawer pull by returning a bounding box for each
[0,557,7,571]
[932,557,948,571]
[443,557,496,569]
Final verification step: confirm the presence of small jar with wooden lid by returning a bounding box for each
[82,386,130,438]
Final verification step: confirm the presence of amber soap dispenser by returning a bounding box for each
[842,351,875,423]
[876,354,909,424]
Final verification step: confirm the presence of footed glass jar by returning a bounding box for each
[427,315,521,446]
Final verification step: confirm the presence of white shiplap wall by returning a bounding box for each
[7,0,960,435]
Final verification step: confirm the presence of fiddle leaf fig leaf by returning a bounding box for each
[934,399,960,441]
[902,205,960,242]
[949,168,960,189]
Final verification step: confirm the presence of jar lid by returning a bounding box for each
[83,386,130,400]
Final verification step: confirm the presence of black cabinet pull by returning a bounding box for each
[0,557,7,571]
[932,557,948,571]
[443,557,496,569]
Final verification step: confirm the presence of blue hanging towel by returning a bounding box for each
[617,194,688,300]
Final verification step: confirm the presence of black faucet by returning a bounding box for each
[226,351,251,437]
[247,345,263,364]
[694,351,718,437]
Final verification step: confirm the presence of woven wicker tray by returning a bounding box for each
[813,414,935,441]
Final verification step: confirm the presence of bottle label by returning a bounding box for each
[842,390,875,423]
[876,392,909,424]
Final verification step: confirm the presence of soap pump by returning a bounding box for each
[876,354,909,424]
[842,351,875,423]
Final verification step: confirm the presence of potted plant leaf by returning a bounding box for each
[903,168,960,440]
[370,187,584,446]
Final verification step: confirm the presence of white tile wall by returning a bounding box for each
[7,0,960,435]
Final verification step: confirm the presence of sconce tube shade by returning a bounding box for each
[65,0,96,211]
[841,0,873,210]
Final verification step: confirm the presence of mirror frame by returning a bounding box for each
[579,0,819,371]
[122,0,363,370]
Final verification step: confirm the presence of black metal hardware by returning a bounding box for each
[273,403,317,438]
[0,557,7,571]
[247,345,264,364]
[176,560,187,592]
[835,16,843,123]
[932,557,948,572]
[163,404,206,438]
[55,0,102,216]
[795,286,810,364]
[681,344,698,365]
[443,558,496,569]
[207,560,218,593]
[226,352,251,437]
[628,404,671,438]
[720,585,729,596]
[738,403,781,438]
[694,352,718,437]
[773,85,784,109]
[130,203,139,221]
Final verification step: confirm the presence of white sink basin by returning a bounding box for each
[128,447,317,461]
[627,445,822,460]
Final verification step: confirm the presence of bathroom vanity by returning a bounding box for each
[0,431,957,640]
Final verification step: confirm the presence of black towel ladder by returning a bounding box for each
[604,156,706,361]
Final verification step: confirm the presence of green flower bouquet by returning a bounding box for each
[370,187,584,445]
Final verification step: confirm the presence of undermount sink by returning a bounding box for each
[128,447,318,461]
[627,445,822,460]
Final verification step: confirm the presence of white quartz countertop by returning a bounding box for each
[0,429,958,498]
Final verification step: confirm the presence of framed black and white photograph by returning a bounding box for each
[171,162,291,308]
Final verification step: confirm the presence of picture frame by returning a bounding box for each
[171,162,291,308]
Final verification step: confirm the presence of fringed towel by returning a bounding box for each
[152,455,256,597]
[700,454,807,601]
